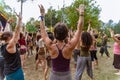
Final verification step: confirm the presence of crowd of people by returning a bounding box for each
[0,3,120,80]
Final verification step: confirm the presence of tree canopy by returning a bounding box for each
[63,0,101,30]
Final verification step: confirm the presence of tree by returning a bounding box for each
[114,21,120,34]
[64,0,101,30]
[0,0,17,31]
[26,17,37,33]
[17,0,34,15]
[45,7,60,27]
[101,19,115,37]
[0,0,12,18]
[17,0,27,15]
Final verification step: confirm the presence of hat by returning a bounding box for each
[114,34,120,37]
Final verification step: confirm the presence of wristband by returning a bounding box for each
[39,16,44,21]
[79,14,84,16]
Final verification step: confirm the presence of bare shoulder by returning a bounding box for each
[47,43,57,52]
[65,42,73,50]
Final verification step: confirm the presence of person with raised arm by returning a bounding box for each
[38,4,84,80]
[0,12,24,80]
[87,21,98,68]
[109,28,120,75]
[75,14,93,80]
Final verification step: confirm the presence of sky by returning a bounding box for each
[2,0,120,23]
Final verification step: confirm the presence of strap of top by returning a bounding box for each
[56,44,66,51]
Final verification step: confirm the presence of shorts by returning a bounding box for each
[20,48,27,55]
[6,68,24,80]
[113,54,120,69]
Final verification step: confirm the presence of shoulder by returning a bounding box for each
[65,42,74,49]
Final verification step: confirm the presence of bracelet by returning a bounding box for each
[39,16,44,21]
[79,14,84,16]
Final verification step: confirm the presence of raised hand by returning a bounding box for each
[15,12,22,21]
[77,4,85,15]
[109,28,114,33]
[38,4,45,16]
[88,19,91,24]
[7,18,15,23]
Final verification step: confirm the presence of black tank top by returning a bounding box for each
[1,44,21,75]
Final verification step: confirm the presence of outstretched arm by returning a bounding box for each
[109,28,119,42]
[38,4,52,49]
[7,12,22,53]
[69,4,84,50]
[87,20,91,32]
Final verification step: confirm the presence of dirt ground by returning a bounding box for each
[24,46,120,80]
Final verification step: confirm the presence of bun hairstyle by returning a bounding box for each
[54,22,68,41]
[1,31,13,41]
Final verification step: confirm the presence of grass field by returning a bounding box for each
[24,43,120,80]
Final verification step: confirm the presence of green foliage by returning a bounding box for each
[63,0,101,30]
[100,19,120,37]
[45,7,60,27]
[26,17,37,32]
[114,21,120,34]
[0,1,12,19]
[0,0,17,31]
[26,24,37,33]
[44,0,101,31]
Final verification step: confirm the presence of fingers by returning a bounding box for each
[15,12,21,17]
[38,4,44,9]
[38,4,40,8]
[38,4,45,16]
[40,4,44,9]
[15,12,22,21]
[15,12,19,17]
[79,4,85,8]
[76,4,85,14]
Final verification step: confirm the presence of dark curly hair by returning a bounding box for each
[36,35,41,41]
[1,31,13,41]
[47,32,54,41]
[81,32,93,48]
[20,32,24,39]
[54,22,68,41]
